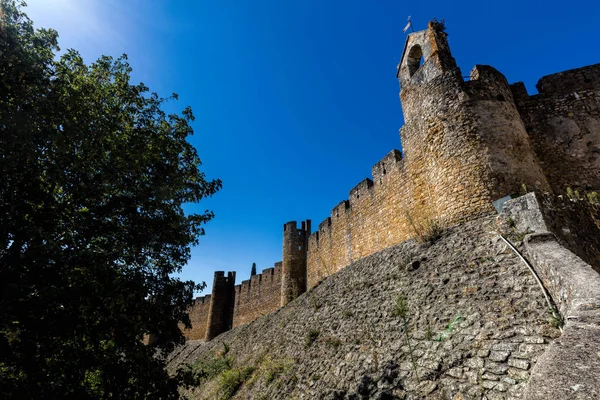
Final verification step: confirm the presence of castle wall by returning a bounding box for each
[306,150,413,288]
[463,65,550,197]
[307,23,558,290]
[181,294,211,340]
[232,263,282,328]
[511,64,600,192]
[181,25,600,342]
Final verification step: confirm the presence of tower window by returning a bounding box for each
[407,45,424,77]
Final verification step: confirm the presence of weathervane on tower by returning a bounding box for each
[403,16,414,33]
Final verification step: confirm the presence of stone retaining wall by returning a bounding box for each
[499,193,600,399]
[169,217,558,399]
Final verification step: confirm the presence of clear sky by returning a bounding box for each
[25,0,600,295]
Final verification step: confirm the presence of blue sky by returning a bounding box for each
[26,0,600,294]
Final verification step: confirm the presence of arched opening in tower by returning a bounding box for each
[407,45,423,77]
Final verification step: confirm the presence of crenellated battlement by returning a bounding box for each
[510,64,600,192]
[372,149,403,184]
[536,64,600,96]
[281,220,310,306]
[232,262,282,327]
[193,294,211,305]
[183,263,285,340]
[463,65,515,102]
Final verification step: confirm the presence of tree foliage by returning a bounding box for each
[0,1,221,397]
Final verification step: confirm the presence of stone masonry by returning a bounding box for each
[169,217,559,399]
[181,21,600,342]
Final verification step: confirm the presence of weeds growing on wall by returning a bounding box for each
[437,313,462,341]
[587,191,600,205]
[393,294,420,382]
[324,336,342,349]
[218,367,255,400]
[548,307,565,329]
[565,187,600,208]
[566,187,583,201]
[305,329,320,348]
[309,294,321,312]
[405,209,445,243]
[178,343,234,386]
[256,356,295,385]
[565,187,600,206]
[425,325,434,341]
[520,183,528,196]
[177,342,256,399]
[361,321,381,372]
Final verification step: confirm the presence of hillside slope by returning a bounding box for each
[168,217,559,399]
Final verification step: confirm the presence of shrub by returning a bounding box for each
[179,344,235,388]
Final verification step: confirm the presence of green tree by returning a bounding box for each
[0,1,221,398]
[251,262,256,276]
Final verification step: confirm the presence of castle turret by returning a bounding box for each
[280,220,310,306]
[205,271,236,340]
[397,20,458,88]
[397,21,549,226]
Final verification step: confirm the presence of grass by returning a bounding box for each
[305,329,320,348]
[548,307,564,329]
[218,366,255,400]
[263,358,294,385]
[309,295,321,312]
[178,342,256,400]
[324,336,342,349]
[405,209,445,244]
[180,343,234,387]
[425,325,434,341]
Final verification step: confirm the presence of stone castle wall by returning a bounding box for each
[233,263,282,328]
[182,294,211,340]
[180,23,600,342]
[306,155,413,288]
[306,23,553,289]
[511,64,600,192]
[183,264,285,341]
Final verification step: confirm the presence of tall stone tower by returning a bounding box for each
[280,220,311,307]
[397,21,549,224]
[205,271,236,340]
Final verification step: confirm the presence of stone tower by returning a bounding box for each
[280,220,311,306]
[397,21,550,224]
[205,271,236,340]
